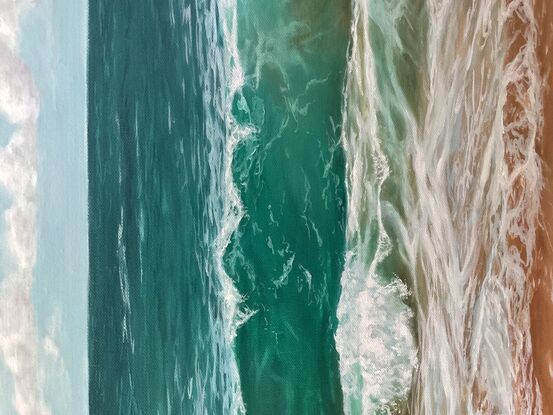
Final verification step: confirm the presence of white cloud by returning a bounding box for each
[0,0,37,51]
[42,311,61,362]
[0,1,51,414]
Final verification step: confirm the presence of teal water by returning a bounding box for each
[224,1,351,413]
[88,0,240,413]
[89,0,352,413]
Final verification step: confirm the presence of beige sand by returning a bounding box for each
[531,0,553,413]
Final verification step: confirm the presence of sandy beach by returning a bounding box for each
[530,0,553,413]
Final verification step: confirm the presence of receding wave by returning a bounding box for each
[336,0,421,412]
[406,0,543,412]
[336,0,544,413]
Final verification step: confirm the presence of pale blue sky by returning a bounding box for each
[8,1,89,413]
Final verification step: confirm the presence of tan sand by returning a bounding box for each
[531,0,553,413]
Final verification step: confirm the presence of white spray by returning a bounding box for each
[406,0,543,413]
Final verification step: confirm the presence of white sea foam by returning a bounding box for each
[0,1,50,414]
[336,0,418,412]
[337,0,543,413]
[405,0,543,413]
[206,0,254,412]
[217,0,253,342]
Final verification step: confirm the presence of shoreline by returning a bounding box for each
[530,0,553,413]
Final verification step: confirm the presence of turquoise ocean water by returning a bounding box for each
[224,0,350,413]
[89,0,351,412]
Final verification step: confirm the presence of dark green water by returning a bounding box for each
[224,1,351,413]
[88,1,239,413]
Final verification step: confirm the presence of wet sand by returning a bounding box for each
[531,0,553,413]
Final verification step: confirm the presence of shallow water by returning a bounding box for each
[223,1,350,413]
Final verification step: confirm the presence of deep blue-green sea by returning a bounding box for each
[88,1,240,412]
